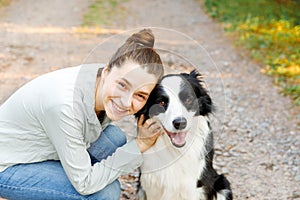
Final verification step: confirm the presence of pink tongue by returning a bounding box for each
[170,132,187,146]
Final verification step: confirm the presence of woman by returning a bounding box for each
[0,29,164,199]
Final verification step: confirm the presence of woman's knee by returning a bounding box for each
[88,125,127,164]
[103,125,126,147]
[88,179,121,200]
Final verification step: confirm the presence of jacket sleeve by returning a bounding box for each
[40,104,143,195]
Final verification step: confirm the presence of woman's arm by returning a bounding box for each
[40,105,143,195]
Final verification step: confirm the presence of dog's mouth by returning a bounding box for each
[164,127,187,148]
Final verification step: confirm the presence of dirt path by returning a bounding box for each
[0,0,92,101]
[0,0,299,199]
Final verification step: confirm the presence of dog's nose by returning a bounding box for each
[172,117,187,130]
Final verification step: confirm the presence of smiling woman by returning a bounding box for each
[0,29,164,200]
[96,60,157,121]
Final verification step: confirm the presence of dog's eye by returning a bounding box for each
[184,98,193,105]
[159,101,166,107]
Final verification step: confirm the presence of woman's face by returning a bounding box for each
[96,60,158,121]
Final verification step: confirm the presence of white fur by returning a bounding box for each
[157,76,195,133]
[217,189,232,200]
[140,116,210,200]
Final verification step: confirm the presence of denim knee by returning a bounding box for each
[88,125,127,164]
[88,179,121,200]
[103,125,127,147]
[0,161,122,200]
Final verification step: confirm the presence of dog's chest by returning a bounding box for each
[140,132,207,200]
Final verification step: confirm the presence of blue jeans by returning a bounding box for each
[0,125,127,200]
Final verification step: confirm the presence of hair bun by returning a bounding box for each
[126,29,155,48]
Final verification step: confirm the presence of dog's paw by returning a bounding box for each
[217,189,233,200]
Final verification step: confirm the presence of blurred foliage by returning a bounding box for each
[82,0,127,27]
[0,0,11,7]
[204,0,300,105]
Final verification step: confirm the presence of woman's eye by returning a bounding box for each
[117,81,127,89]
[135,94,147,102]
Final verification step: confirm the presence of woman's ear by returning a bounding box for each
[102,66,110,78]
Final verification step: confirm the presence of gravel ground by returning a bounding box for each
[0,0,299,199]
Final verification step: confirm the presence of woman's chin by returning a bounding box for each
[106,109,127,121]
[107,113,122,121]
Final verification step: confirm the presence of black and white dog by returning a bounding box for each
[135,70,232,200]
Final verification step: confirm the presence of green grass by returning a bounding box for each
[204,0,300,106]
[0,0,12,20]
[82,0,127,27]
[0,0,11,7]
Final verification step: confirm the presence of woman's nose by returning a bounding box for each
[120,93,133,108]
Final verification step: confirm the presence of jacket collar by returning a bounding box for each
[74,63,110,126]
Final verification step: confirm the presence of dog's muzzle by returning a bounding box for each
[172,117,187,130]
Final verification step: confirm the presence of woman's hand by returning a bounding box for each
[135,115,163,153]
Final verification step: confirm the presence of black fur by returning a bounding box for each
[135,80,168,124]
[135,70,213,122]
[197,128,233,199]
[180,70,213,116]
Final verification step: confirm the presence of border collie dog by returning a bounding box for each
[135,70,232,200]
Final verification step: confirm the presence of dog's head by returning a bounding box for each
[135,70,213,148]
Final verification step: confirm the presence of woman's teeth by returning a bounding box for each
[113,102,127,112]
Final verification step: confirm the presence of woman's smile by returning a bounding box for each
[110,100,129,115]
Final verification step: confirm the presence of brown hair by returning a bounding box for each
[106,29,164,79]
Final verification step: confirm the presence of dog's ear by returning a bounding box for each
[181,70,213,116]
[191,70,213,116]
[196,91,213,116]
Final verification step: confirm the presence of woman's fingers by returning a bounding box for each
[144,119,160,131]
[137,115,145,127]
[137,118,162,138]
[136,117,163,153]
[144,118,158,127]
[149,122,162,134]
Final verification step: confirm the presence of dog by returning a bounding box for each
[135,70,232,200]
